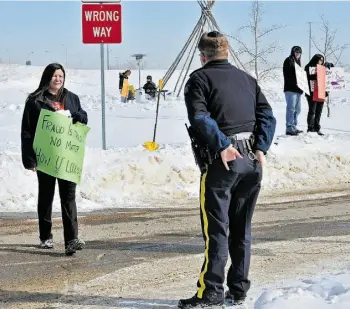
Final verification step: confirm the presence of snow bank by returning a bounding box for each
[2,133,350,213]
[1,64,350,212]
[255,268,350,309]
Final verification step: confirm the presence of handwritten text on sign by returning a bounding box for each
[82,4,122,44]
[33,110,90,184]
[325,67,346,91]
[309,67,347,91]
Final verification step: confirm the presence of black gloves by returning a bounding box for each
[324,62,334,69]
[71,112,82,124]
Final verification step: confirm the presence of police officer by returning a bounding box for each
[178,31,276,308]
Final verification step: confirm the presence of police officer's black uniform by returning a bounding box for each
[178,33,276,309]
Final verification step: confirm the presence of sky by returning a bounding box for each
[0,0,349,70]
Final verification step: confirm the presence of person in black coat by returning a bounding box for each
[304,54,326,135]
[178,31,276,309]
[21,63,88,256]
[282,46,304,135]
[143,75,157,99]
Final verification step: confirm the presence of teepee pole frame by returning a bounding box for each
[161,0,246,97]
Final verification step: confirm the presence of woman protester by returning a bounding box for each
[305,54,327,135]
[21,63,88,256]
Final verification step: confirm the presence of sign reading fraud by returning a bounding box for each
[33,110,90,184]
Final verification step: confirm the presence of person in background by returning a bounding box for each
[21,63,88,256]
[283,46,304,136]
[305,54,326,135]
[143,75,157,99]
[119,70,131,93]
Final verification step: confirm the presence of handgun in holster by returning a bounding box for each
[185,124,214,173]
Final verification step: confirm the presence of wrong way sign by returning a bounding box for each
[82,3,122,44]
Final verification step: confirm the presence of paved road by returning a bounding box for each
[0,195,350,308]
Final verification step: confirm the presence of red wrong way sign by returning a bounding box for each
[82,4,122,44]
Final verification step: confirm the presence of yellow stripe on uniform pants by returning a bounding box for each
[197,169,209,299]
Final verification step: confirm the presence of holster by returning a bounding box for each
[186,125,257,172]
[185,124,218,173]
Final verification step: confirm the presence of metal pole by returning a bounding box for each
[100,44,106,150]
[107,44,110,70]
[138,61,141,89]
[309,22,312,60]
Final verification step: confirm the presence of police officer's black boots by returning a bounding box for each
[225,290,246,307]
[178,291,225,308]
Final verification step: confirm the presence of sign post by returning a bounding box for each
[100,44,106,150]
[81,0,122,150]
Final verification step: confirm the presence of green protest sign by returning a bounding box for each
[33,110,90,184]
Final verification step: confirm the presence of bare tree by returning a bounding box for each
[311,16,349,118]
[311,15,348,65]
[340,63,350,72]
[228,0,285,84]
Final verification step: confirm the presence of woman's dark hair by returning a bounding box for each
[26,63,67,103]
[306,54,324,67]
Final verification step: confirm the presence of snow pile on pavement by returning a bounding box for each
[255,269,350,309]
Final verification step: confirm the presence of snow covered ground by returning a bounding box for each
[51,254,350,309]
[254,270,350,309]
[1,64,349,308]
[1,63,350,213]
